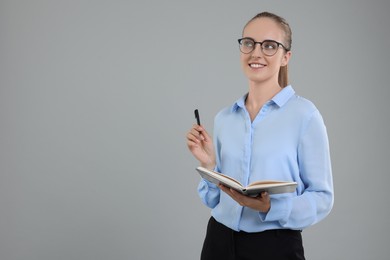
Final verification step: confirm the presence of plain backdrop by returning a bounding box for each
[1,0,389,259]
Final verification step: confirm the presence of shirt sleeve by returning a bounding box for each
[197,178,220,208]
[259,110,334,229]
[197,114,222,209]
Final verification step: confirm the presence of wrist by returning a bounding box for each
[260,202,271,213]
[200,161,216,170]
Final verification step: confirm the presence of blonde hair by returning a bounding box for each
[243,12,292,88]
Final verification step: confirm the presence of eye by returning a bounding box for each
[263,41,278,50]
[242,39,254,48]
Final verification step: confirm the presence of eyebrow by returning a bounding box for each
[241,37,281,42]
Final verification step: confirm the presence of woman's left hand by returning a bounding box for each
[219,184,271,213]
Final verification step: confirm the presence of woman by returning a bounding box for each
[187,12,333,260]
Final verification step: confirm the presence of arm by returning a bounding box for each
[260,110,334,229]
[187,124,219,208]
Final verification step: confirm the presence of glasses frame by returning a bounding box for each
[237,37,290,56]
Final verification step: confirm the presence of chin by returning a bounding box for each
[246,75,267,83]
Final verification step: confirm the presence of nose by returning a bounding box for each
[251,42,263,57]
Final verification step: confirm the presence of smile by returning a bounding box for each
[249,63,265,68]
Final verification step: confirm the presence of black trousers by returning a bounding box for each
[201,217,305,260]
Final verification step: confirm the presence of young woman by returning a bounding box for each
[187,12,333,260]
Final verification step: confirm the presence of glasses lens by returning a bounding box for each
[240,38,255,53]
[262,41,279,56]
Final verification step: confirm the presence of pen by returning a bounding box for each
[194,109,201,125]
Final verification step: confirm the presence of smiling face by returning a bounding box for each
[240,17,291,86]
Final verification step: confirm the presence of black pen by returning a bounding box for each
[194,109,201,125]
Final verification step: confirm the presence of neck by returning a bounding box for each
[246,80,282,110]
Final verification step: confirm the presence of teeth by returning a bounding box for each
[250,63,264,68]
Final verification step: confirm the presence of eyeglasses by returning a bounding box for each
[237,38,290,56]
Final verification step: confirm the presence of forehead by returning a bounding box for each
[243,18,285,42]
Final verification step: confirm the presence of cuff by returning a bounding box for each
[259,197,292,225]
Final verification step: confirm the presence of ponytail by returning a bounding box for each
[278,65,289,88]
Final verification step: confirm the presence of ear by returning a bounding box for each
[281,51,292,66]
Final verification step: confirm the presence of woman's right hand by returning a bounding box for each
[186,124,216,170]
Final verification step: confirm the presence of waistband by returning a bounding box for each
[211,216,302,235]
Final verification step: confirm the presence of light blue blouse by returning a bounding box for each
[198,85,334,232]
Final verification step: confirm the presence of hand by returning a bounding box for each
[219,184,271,213]
[186,124,216,169]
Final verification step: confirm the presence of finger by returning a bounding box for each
[191,125,206,140]
[230,189,249,201]
[219,184,234,197]
[186,139,199,150]
[259,191,269,200]
[187,128,203,143]
[218,184,228,192]
[220,185,244,202]
[187,131,199,143]
[228,189,250,206]
[191,124,210,141]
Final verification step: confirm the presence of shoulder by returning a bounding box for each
[215,105,233,120]
[284,94,320,120]
[277,93,328,134]
[287,95,328,135]
[275,86,319,118]
[287,94,317,111]
[214,94,245,123]
[214,105,234,128]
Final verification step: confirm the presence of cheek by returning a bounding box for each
[240,54,249,68]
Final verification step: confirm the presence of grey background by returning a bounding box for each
[1,0,389,259]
